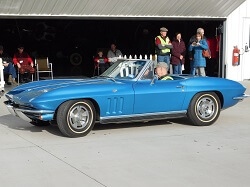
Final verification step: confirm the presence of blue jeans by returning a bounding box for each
[157,55,170,69]
[3,63,17,79]
[190,60,195,75]
[172,61,182,74]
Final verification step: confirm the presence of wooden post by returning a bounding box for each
[0,58,5,91]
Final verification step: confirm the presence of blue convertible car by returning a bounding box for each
[4,59,249,137]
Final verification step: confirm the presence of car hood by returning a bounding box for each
[11,78,114,91]
[6,78,120,102]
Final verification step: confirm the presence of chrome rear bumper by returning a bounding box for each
[233,94,250,101]
[4,101,54,122]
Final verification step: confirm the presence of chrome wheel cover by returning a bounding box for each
[196,97,216,120]
[68,105,90,130]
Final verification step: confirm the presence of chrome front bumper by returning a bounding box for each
[4,101,54,122]
[233,94,250,101]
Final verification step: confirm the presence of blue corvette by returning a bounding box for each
[4,59,249,137]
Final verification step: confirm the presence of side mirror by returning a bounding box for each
[150,75,158,85]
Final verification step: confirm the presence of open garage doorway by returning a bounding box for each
[0,19,223,77]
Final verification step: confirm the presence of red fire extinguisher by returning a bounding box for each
[232,46,240,66]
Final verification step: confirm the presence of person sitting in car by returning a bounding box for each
[155,62,173,80]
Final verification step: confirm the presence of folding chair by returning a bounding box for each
[35,57,53,81]
[17,67,34,84]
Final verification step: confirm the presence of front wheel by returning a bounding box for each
[187,92,221,126]
[57,99,96,137]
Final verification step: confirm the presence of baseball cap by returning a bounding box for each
[160,27,168,32]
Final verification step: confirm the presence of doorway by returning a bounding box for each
[0,19,223,77]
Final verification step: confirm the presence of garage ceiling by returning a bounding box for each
[0,0,246,19]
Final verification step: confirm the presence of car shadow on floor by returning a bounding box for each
[0,114,193,137]
[92,117,193,131]
[0,114,64,137]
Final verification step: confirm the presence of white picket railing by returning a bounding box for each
[0,58,5,91]
[116,54,173,74]
[117,54,157,61]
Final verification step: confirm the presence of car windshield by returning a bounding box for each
[100,59,147,79]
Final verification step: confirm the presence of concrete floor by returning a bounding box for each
[0,81,250,187]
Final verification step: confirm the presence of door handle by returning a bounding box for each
[176,86,184,88]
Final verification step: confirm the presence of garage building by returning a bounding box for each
[0,0,249,81]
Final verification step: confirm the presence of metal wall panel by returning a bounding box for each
[0,0,246,18]
[225,0,250,81]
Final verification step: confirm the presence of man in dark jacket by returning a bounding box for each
[171,32,186,74]
[0,45,17,85]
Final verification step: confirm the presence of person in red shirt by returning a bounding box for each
[93,50,109,75]
[206,37,219,77]
[13,44,35,82]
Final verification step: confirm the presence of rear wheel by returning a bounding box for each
[187,92,221,126]
[57,99,96,137]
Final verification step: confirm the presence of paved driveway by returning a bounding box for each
[0,81,250,187]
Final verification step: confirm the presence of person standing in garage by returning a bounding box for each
[94,50,109,75]
[188,32,209,76]
[171,32,186,74]
[155,27,173,70]
[107,43,123,64]
[188,28,208,75]
[206,37,219,76]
